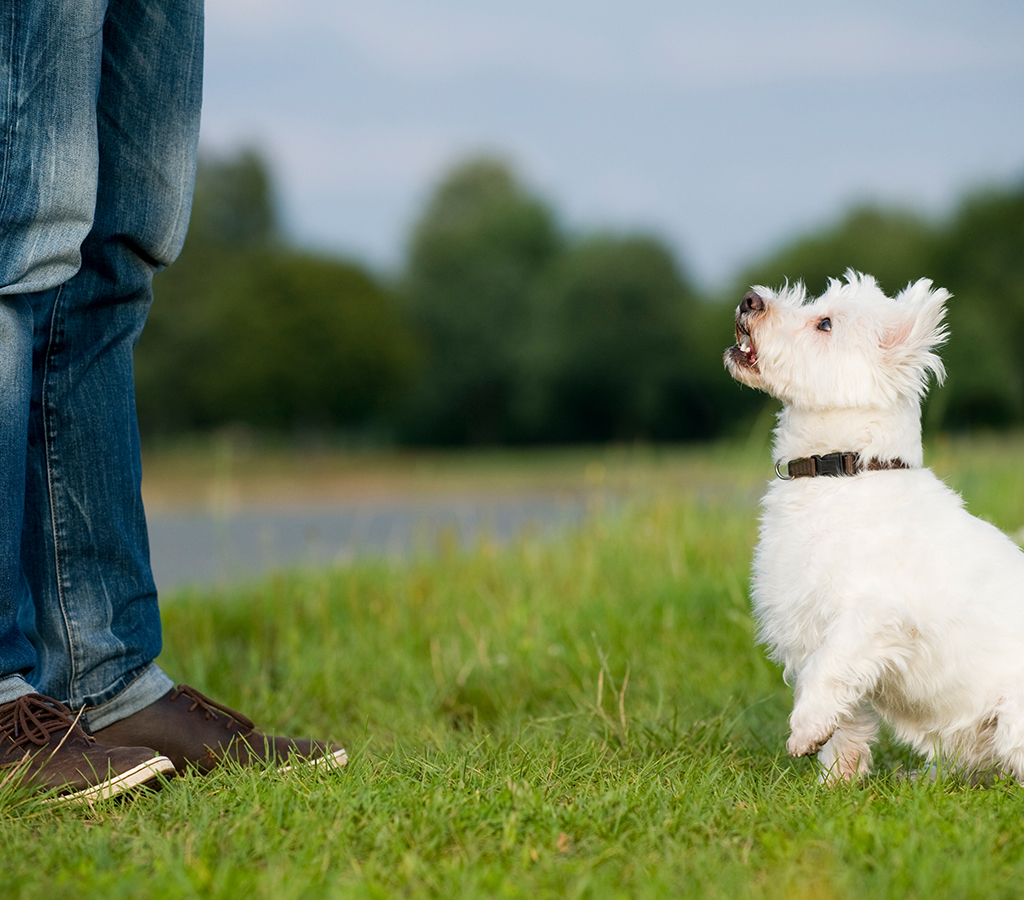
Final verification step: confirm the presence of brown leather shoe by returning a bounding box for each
[90,684,348,774]
[0,694,174,804]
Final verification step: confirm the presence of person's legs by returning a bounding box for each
[3,0,345,777]
[19,0,204,730]
[0,3,179,798]
[0,0,108,704]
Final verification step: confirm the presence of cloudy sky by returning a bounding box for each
[201,0,1024,289]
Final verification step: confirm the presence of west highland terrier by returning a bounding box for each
[725,270,1024,783]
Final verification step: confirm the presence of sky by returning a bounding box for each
[201,0,1024,290]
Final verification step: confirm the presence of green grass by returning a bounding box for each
[5,435,1024,898]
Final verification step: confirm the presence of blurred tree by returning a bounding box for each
[188,147,280,250]
[520,233,713,441]
[138,144,1024,443]
[676,296,756,441]
[927,182,1024,430]
[187,253,416,430]
[137,150,416,434]
[735,205,936,298]
[398,157,561,444]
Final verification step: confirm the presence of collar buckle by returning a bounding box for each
[814,451,855,477]
[778,451,860,479]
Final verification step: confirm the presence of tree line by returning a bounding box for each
[138,149,1024,443]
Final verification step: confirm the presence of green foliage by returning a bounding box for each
[399,157,561,444]
[736,205,937,298]
[137,150,416,435]
[137,145,1024,442]
[188,147,280,250]
[520,234,711,441]
[399,157,722,444]
[928,184,1024,429]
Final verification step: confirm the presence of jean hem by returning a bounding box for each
[82,663,175,732]
[0,674,36,706]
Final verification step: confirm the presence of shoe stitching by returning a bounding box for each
[169,684,256,732]
[166,687,339,769]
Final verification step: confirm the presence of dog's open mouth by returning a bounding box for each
[729,322,757,369]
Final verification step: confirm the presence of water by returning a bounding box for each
[147,494,591,592]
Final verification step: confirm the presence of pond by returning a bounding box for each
[147,494,593,592]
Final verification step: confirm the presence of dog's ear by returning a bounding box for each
[882,279,950,393]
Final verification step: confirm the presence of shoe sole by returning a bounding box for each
[47,755,176,805]
[278,746,348,774]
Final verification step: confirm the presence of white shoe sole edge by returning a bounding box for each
[277,747,348,775]
[48,755,176,805]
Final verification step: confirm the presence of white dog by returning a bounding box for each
[725,270,1024,783]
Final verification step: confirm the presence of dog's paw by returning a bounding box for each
[787,728,833,758]
[788,703,837,758]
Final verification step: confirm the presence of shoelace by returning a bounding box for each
[169,684,256,732]
[0,694,89,751]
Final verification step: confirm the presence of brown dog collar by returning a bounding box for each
[775,451,912,480]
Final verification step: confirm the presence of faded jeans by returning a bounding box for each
[0,0,203,729]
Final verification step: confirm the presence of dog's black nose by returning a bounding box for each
[740,290,765,314]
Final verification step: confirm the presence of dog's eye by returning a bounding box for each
[817,317,832,333]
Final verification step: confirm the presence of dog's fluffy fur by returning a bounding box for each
[725,271,1024,782]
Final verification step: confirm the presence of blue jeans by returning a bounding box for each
[0,0,203,730]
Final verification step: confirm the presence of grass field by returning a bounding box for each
[4,434,1024,898]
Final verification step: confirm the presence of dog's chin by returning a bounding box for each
[725,345,763,390]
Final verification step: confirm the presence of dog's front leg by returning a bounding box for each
[815,705,879,783]
[787,635,886,761]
